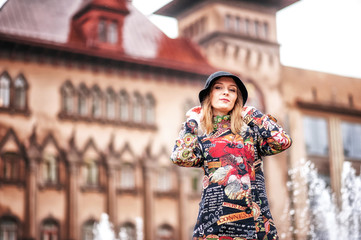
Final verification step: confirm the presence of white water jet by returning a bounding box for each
[93,213,116,240]
[284,159,361,240]
[93,213,143,240]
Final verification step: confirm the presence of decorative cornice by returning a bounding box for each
[296,100,361,117]
[198,31,280,48]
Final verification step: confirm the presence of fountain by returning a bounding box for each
[93,213,116,240]
[93,213,143,240]
[93,160,361,240]
[284,159,361,239]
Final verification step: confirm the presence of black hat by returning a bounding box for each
[198,71,248,105]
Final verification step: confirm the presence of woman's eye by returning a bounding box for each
[230,89,236,92]
[214,86,222,90]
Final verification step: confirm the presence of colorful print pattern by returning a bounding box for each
[171,107,292,240]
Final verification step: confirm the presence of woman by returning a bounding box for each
[171,71,292,240]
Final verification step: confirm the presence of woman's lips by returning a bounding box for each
[220,98,230,102]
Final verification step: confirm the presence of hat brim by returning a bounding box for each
[198,74,248,105]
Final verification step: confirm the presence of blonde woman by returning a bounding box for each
[171,71,292,240]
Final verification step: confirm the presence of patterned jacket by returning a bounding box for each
[171,106,292,240]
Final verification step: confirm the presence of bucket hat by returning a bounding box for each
[198,71,248,105]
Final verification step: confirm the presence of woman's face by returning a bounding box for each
[210,77,238,116]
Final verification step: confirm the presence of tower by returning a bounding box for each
[156,1,298,238]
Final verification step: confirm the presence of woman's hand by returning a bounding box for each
[241,106,255,119]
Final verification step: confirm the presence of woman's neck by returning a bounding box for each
[213,115,231,131]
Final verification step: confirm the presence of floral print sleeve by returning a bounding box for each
[242,106,292,156]
[171,119,204,167]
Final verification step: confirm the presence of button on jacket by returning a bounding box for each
[171,106,292,240]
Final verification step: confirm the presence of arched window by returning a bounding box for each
[98,19,107,42]
[118,90,129,122]
[0,152,25,183]
[132,92,143,124]
[225,14,232,30]
[156,224,174,240]
[0,216,18,240]
[40,219,59,240]
[61,82,74,114]
[254,20,260,37]
[119,222,136,240]
[83,158,98,186]
[245,18,250,35]
[14,75,27,110]
[82,219,96,240]
[144,94,155,125]
[263,22,269,39]
[245,82,264,112]
[235,16,241,33]
[157,168,172,192]
[120,164,135,189]
[91,86,102,118]
[105,88,116,120]
[108,21,118,44]
[0,72,11,108]
[42,154,57,184]
[98,19,118,44]
[78,84,89,116]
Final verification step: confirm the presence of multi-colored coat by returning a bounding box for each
[171,106,292,240]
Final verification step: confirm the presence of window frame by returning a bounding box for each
[0,216,19,240]
[40,218,60,240]
[144,94,155,125]
[0,152,25,184]
[118,90,130,122]
[13,74,28,111]
[61,81,75,115]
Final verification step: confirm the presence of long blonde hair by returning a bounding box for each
[201,86,244,134]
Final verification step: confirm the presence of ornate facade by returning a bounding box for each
[0,0,361,240]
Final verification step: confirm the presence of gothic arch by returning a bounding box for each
[0,128,24,155]
[0,128,26,184]
[39,133,66,187]
[243,78,265,112]
[119,142,137,165]
[156,223,176,240]
[80,138,105,188]
[13,73,29,111]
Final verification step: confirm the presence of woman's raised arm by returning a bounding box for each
[170,106,204,167]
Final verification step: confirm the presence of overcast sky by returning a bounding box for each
[133,0,361,79]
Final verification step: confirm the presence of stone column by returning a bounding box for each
[107,164,117,225]
[142,160,154,240]
[177,168,187,240]
[328,117,344,205]
[25,144,39,240]
[66,149,80,240]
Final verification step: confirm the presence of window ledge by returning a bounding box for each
[0,179,26,187]
[58,112,157,130]
[117,188,140,195]
[80,185,106,192]
[189,192,202,199]
[155,190,178,198]
[38,182,64,191]
[0,107,31,116]
[296,100,361,117]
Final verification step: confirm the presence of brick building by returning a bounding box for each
[0,0,360,239]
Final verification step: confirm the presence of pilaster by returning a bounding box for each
[142,159,154,240]
[25,143,39,240]
[66,148,80,240]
